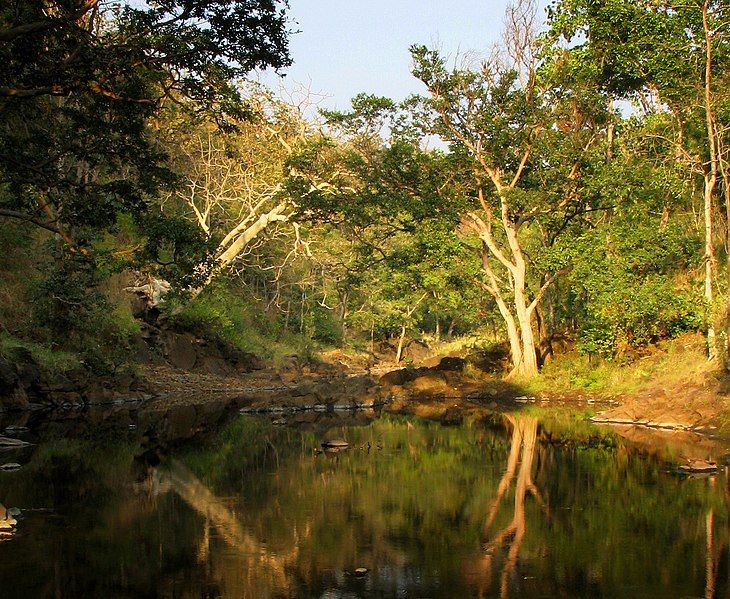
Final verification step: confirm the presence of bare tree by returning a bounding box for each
[163,92,317,299]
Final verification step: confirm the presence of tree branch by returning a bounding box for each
[0,208,62,235]
[527,267,569,316]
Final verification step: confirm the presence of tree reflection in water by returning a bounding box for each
[0,411,727,598]
[151,459,299,597]
[472,415,542,598]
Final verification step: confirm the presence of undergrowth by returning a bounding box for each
[172,284,334,366]
[523,333,710,397]
[0,331,81,374]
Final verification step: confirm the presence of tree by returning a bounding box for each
[548,0,730,358]
[0,0,291,250]
[160,92,313,297]
[409,0,610,377]
[288,94,489,358]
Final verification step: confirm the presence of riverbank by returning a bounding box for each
[2,327,728,437]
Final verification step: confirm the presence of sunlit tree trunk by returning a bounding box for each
[702,0,719,360]
[395,292,429,363]
[705,509,716,599]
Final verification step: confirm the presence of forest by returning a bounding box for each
[0,0,728,426]
[1,3,730,598]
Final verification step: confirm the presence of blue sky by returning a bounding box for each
[259,1,551,111]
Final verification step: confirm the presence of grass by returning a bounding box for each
[422,332,504,358]
[0,331,81,374]
[521,332,711,398]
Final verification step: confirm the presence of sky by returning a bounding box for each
[258,1,551,112]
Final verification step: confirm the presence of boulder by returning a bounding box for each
[197,356,234,376]
[410,374,451,396]
[435,356,466,372]
[0,436,31,448]
[379,367,426,388]
[16,360,40,389]
[321,439,349,449]
[0,358,18,393]
[164,333,198,370]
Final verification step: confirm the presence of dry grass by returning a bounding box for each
[525,333,711,398]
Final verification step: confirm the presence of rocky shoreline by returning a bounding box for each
[2,334,728,441]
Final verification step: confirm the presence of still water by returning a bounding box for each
[0,403,727,598]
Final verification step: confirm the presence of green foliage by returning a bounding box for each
[173,282,336,362]
[28,252,139,373]
[0,331,80,375]
[135,213,213,288]
[570,216,702,357]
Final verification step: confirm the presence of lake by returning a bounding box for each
[0,402,727,598]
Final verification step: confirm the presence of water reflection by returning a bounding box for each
[473,416,541,598]
[0,407,726,598]
[151,459,299,597]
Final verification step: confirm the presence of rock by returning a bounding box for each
[321,439,349,449]
[197,356,234,376]
[164,333,198,370]
[405,339,430,361]
[15,360,40,388]
[354,568,368,576]
[647,421,688,430]
[435,356,466,372]
[332,400,353,411]
[7,386,29,409]
[678,460,718,473]
[0,463,20,471]
[0,358,18,393]
[410,374,450,396]
[380,368,421,388]
[3,425,28,434]
[0,436,31,448]
[0,504,16,530]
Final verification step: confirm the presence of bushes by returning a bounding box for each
[173,282,342,361]
[28,253,140,374]
[569,217,703,358]
[577,277,702,358]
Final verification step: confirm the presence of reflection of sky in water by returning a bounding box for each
[0,408,726,598]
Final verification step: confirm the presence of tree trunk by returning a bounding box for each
[512,263,539,378]
[395,325,407,363]
[447,317,457,337]
[702,1,718,361]
[186,202,289,302]
[704,174,717,359]
[534,299,553,367]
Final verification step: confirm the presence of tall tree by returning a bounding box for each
[548,0,730,357]
[410,0,610,377]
